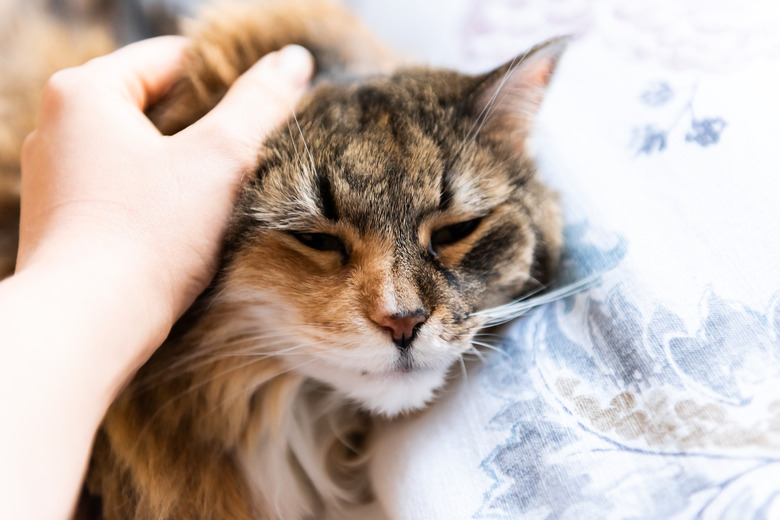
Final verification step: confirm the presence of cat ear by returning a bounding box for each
[467,37,569,148]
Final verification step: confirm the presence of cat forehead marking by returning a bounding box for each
[254,71,513,233]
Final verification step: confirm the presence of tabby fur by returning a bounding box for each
[0,1,565,518]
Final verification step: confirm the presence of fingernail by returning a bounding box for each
[277,45,314,86]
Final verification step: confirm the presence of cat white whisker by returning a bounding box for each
[206,358,320,418]
[458,355,468,383]
[476,274,599,327]
[287,118,308,175]
[470,340,508,359]
[130,340,331,456]
[471,332,504,340]
[130,335,303,389]
[465,345,487,363]
[291,110,318,178]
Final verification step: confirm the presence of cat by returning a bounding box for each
[1,1,565,518]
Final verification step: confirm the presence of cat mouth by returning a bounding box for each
[397,352,415,372]
[359,358,433,378]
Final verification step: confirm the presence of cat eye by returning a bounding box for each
[291,232,346,255]
[429,217,484,255]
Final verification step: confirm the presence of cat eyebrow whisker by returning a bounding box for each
[285,112,340,222]
[291,109,318,178]
[470,163,505,185]
[286,118,309,176]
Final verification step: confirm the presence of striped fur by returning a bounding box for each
[0,1,565,518]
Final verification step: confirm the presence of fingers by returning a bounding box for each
[44,36,189,112]
[89,35,190,108]
[184,45,314,167]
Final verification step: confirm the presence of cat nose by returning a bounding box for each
[374,310,428,351]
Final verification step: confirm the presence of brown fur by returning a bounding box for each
[0,1,565,518]
[149,0,400,135]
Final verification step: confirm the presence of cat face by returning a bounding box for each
[217,44,564,415]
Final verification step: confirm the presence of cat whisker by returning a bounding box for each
[458,355,468,384]
[128,357,268,456]
[206,357,320,418]
[155,330,293,359]
[130,338,333,456]
[464,345,487,363]
[470,340,508,358]
[287,118,309,175]
[475,274,599,327]
[183,346,310,369]
[291,109,318,178]
[160,323,362,381]
[131,335,315,390]
[471,332,504,340]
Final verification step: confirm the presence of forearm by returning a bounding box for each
[0,252,167,520]
[0,37,312,519]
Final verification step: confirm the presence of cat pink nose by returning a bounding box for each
[374,311,428,351]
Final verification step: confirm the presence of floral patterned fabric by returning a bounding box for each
[358,0,780,518]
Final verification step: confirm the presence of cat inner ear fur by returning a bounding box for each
[466,36,568,154]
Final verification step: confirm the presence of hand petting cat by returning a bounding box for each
[0,37,312,520]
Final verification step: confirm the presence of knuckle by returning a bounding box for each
[20,131,37,166]
[238,69,296,107]
[257,79,294,106]
[44,68,81,96]
[41,66,93,109]
[206,125,255,162]
[184,123,255,171]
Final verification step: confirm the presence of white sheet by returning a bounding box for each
[356,1,780,518]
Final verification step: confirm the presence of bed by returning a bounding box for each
[349,0,780,518]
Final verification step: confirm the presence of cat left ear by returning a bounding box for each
[468,36,569,146]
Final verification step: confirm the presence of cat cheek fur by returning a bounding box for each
[223,233,474,416]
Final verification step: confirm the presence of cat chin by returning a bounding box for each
[301,363,448,417]
[350,369,447,416]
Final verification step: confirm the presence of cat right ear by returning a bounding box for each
[466,37,569,150]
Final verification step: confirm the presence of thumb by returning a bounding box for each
[182,45,314,168]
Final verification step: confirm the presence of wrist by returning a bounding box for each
[0,250,171,520]
[12,238,175,401]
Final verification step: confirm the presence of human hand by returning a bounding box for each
[17,36,313,366]
[0,37,312,520]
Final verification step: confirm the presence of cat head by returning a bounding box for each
[214,39,566,415]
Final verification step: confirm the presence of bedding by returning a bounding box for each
[353,0,780,517]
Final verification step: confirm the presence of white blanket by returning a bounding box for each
[352,0,780,518]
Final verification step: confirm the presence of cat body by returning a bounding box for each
[1,1,565,518]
